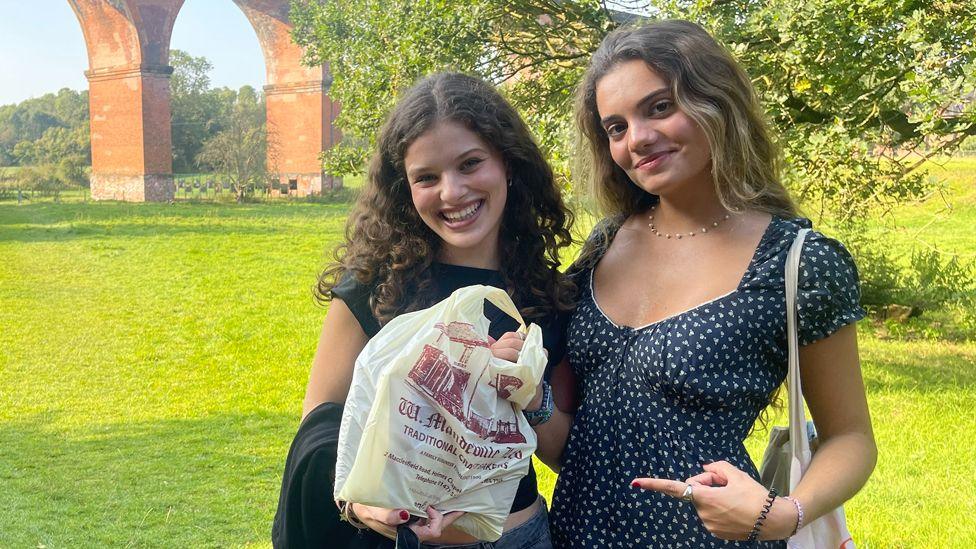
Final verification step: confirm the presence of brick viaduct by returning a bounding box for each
[68,0,339,201]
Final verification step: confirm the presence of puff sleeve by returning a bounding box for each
[796,232,867,346]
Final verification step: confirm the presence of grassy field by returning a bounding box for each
[1,161,974,547]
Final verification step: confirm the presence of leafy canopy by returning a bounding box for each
[291,0,976,222]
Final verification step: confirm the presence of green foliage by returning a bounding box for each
[0,88,90,167]
[10,156,90,200]
[12,125,90,166]
[170,49,253,173]
[195,86,269,202]
[852,232,976,311]
[291,0,975,216]
[663,0,976,222]
[290,0,497,175]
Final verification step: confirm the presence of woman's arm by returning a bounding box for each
[302,298,368,420]
[531,357,575,472]
[490,333,574,472]
[788,322,876,527]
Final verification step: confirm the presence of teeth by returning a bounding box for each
[443,201,481,222]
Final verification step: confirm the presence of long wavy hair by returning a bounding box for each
[573,20,797,423]
[316,72,576,324]
[574,20,796,246]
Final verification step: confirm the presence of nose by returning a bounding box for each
[628,118,659,154]
[439,170,468,203]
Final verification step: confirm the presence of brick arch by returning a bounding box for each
[68,0,339,201]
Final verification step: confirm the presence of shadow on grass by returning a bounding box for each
[0,410,299,547]
[861,341,976,392]
[0,201,354,243]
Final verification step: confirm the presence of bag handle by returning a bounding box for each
[785,228,812,475]
[476,285,527,333]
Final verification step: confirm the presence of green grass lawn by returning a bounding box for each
[1,161,974,547]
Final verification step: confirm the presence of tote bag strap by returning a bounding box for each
[786,228,812,473]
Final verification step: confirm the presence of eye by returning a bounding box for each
[649,99,674,116]
[604,123,626,140]
[412,174,437,186]
[459,157,484,172]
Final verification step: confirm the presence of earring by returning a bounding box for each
[507,177,513,187]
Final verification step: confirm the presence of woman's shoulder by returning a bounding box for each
[743,216,861,291]
[755,217,854,261]
[330,270,382,338]
[331,269,374,301]
[567,215,625,277]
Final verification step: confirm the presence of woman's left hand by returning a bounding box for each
[631,460,797,541]
[489,331,524,363]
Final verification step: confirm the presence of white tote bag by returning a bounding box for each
[334,285,547,542]
[759,228,856,549]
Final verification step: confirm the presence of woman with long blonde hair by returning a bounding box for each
[528,20,876,547]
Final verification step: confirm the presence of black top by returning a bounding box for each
[332,262,569,515]
[549,217,866,548]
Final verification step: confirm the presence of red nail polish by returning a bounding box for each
[400,510,410,521]
[631,481,640,488]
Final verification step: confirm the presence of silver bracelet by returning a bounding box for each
[782,496,804,536]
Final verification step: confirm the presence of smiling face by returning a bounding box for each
[595,60,712,198]
[404,120,508,268]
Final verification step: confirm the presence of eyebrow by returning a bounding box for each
[406,147,488,179]
[599,87,670,126]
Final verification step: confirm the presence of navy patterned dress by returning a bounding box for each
[549,217,866,548]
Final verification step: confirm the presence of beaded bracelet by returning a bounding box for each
[782,496,805,536]
[746,487,777,542]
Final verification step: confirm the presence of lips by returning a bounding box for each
[439,199,484,224]
[635,150,675,170]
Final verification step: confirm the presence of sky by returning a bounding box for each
[0,0,266,106]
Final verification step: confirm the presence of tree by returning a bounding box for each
[0,88,90,166]
[195,86,268,202]
[170,49,224,173]
[290,0,976,223]
[12,125,89,166]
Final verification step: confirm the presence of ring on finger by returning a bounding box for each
[678,484,694,503]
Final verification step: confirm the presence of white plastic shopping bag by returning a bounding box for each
[334,285,547,541]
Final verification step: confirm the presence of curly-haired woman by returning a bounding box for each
[527,20,877,547]
[282,72,576,549]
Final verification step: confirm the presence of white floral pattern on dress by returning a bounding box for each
[550,217,865,548]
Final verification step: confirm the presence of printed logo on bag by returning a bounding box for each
[406,321,526,444]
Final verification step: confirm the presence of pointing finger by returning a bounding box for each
[631,477,689,498]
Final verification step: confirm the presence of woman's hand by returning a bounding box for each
[489,331,524,362]
[350,503,464,541]
[349,503,409,539]
[490,331,545,409]
[632,461,798,541]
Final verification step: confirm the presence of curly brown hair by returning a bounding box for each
[316,72,576,324]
